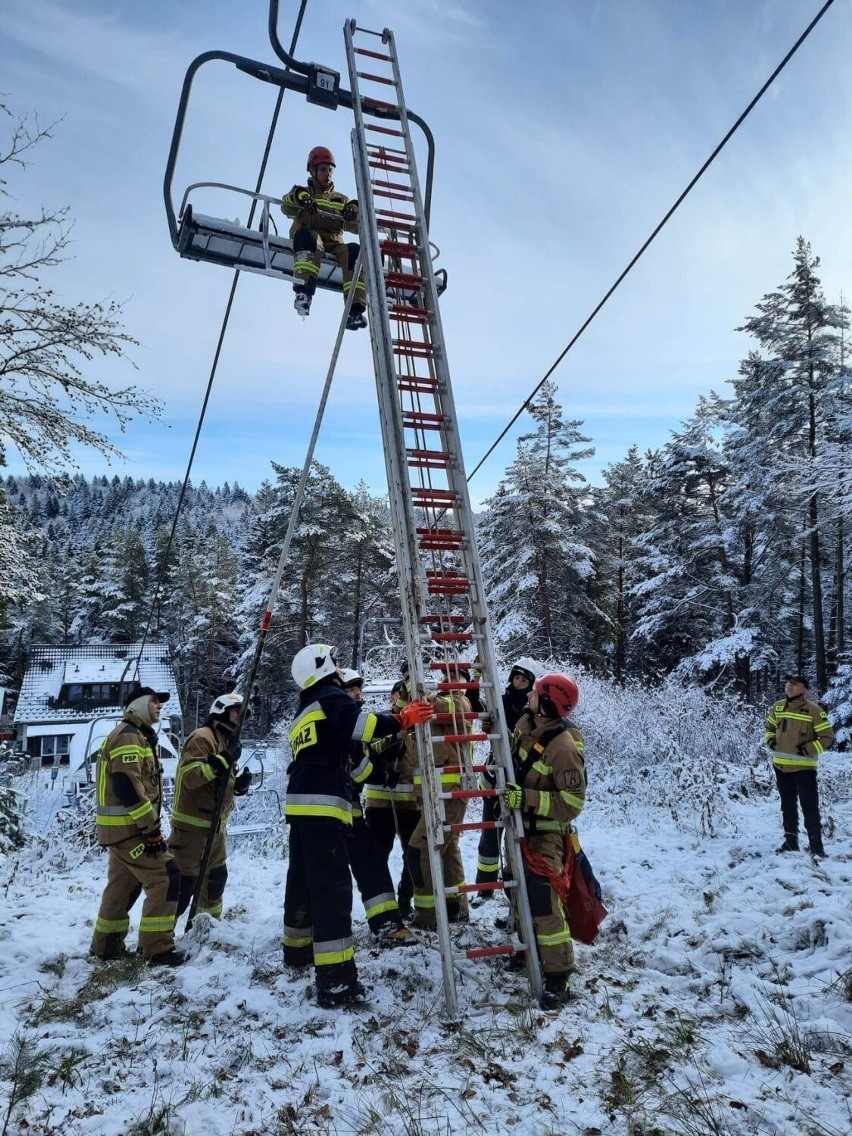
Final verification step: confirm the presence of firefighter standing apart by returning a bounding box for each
[282,146,367,331]
[502,674,586,1010]
[766,673,832,857]
[169,692,251,919]
[90,685,184,967]
[283,645,433,1008]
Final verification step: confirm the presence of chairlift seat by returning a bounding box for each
[177,205,345,290]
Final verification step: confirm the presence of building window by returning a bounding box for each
[40,735,71,767]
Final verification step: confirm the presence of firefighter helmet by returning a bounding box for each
[340,668,364,689]
[535,673,579,717]
[292,643,338,690]
[209,692,243,717]
[307,146,336,171]
[508,658,539,687]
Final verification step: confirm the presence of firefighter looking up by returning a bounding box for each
[502,673,586,1011]
[405,665,474,930]
[169,692,251,920]
[90,685,184,967]
[364,664,421,919]
[766,673,833,857]
[283,645,433,1008]
[340,669,415,947]
[282,146,367,331]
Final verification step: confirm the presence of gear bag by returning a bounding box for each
[520,830,607,946]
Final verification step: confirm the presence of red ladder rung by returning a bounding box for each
[385,271,423,288]
[465,945,517,960]
[447,821,500,833]
[366,124,403,137]
[394,342,435,358]
[429,659,475,669]
[367,143,407,158]
[381,240,419,257]
[376,207,416,222]
[430,632,473,642]
[358,71,397,86]
[389,307,429,323]
[418,539,464,551]
[437,680,480,691]
[370,159,409,174]
[420,614,467,624]
[398,379,439,394]
[405,412,446,426]
[354,47,392,61]
[428,584,469,595]
[433,712,479,722]
[362,96,398,112]
[445,788,497,800]
[437,734,486,745]
[442,764,488,775]
[372,187,414,202]
[458,881,506,894]
[408,456,450,470]
[371,178,411,193]
[411,488,456,502]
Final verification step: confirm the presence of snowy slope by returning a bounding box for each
[1,779,851,1136]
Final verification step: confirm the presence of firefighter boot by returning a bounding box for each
[540,973,572,1011]
[345,303,367,331]
[294,287,312,319]
[147,948,188,968]
[375,923,417,948]
[91,933,128,962]
[316,981,368,1009]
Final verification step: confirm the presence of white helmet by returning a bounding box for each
[508,657,541,686]
[339,668,363,688]
[209,692,243,717]
[292,643,338,690]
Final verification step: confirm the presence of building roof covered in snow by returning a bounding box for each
[14,643,182,726]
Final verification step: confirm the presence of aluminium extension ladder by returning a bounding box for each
[343,20,543,1017]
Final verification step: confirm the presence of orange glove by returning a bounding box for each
[399,701,434,730]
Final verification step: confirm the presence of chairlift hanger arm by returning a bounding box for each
[268,0,436,226]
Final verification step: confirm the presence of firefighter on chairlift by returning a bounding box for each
[340,668,416,946]
[90,685,184,967]
[502,673,586,1010]
[283,645,433,1008]
[282,146,367,331]
[169,692,251,921]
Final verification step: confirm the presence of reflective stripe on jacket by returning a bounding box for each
[766,694,833,773]
[96,712,162,846]
[171,721,236,833]
[511,711,586,834]
[281,176,358,240]
[285,680,399,827]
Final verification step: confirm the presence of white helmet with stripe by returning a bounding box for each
[292,643,338,690]
[209,691,243,717]
[339,668,363,688]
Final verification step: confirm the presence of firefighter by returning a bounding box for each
[283,645,433,1008]
[90,685,184,967]
[405,666,474,929]
[340,669,415,946]
[364,665,421,918]
[766,673,833,857]
[282,146,367,331]
[502,673,586,1010]
[474,660,539,899]
[169,692,251,920]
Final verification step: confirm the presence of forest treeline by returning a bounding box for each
[2,238,851,738]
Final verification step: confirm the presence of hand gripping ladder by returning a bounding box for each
[344,20,543,1017]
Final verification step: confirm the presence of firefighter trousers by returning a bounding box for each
[292,226,366,306]
[508,830,574,975]
[405,798,469,929]
[169,825,228,919]
[775,768,823,851]
[283,822,357,993]
[91,837,180,959]
[475,793,503,885]
[348,812,402,933]
[364,806,420,909]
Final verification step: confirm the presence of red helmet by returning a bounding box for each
[307,146,336,171]
[535,673,579,717]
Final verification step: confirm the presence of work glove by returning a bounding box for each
[398,700,435,731]
[224,734,243,766]
[296,189,317,214]
[142,828,167,856]
[234,768,252,796]
[503,782,526,811]
[341,200,359,223]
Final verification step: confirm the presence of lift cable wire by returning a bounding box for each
[134,0,309,678]
[465,0,837,486]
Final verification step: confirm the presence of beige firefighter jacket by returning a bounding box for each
[412,689,472,800]
[171,721,237,833]
[765,693,834,773]
[281,176,359,242]
[95,710,163,847]
[511,711,586,834]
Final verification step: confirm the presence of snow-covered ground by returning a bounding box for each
[1,762,851,1136]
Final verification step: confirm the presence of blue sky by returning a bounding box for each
[2,0,851,506]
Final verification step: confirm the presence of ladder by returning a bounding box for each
[343,20,543,1017]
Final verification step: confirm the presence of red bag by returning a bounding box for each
[521,834,608,946]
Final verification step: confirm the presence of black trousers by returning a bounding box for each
[283,823,356,992]
[364,807,420,907]
[774,768,823,851]
[348,813,402,933]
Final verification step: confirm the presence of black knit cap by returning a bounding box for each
[782,673,808,688]
[123,684,170,707]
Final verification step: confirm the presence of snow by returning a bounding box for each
[1,774,851,1135]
